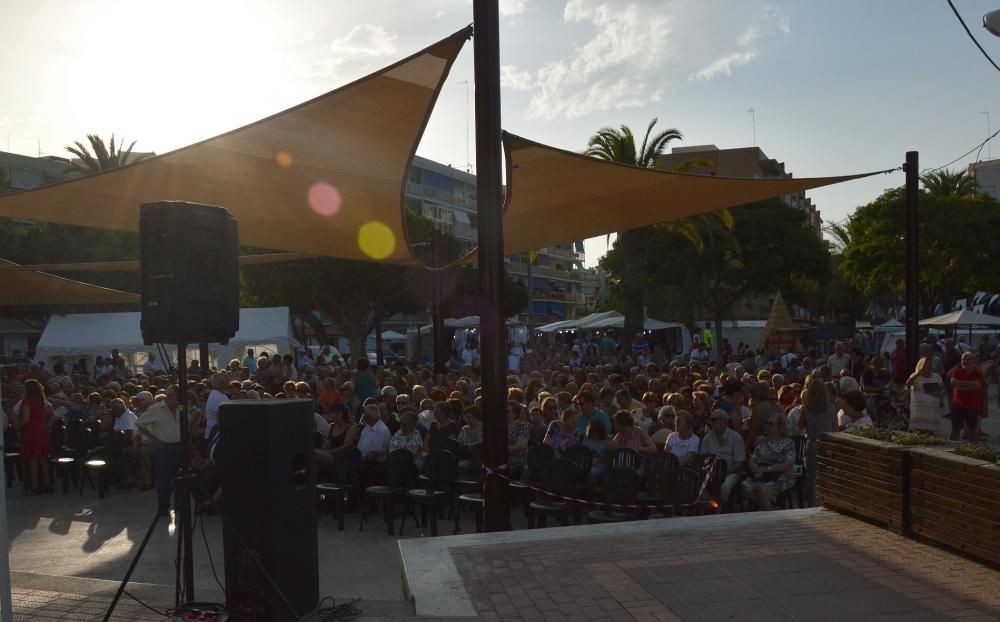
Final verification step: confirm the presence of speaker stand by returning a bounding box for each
[103,342,198,620]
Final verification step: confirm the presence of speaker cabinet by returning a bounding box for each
[219,399,318,621]
[139,201,239,345]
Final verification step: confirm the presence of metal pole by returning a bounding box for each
[375,317,385,367]
[474,0,511,531]
[431,228,447,375]
[175,343,195,603]
[526,254,533,334]
[199,343,209,376]
[904,151,920,373]
[0,371,13,622]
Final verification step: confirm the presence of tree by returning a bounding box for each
[54,133,148,176]
[920,169,978,198]
[584,118,684,348]
[601,198,830,347]
[840,187,1000,312]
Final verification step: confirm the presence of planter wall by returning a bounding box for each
[909,448,1000,566]
[816,433,910,534]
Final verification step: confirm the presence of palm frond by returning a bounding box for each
[671,157,715,174]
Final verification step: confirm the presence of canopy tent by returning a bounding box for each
[379,330,406,341]
[919,309,1000,327]
[536,310,689,338]
[0,253,306,273]
[0,259,139,306]
[34,307,297,369]
[877,318,904,330]
[0,29,887,268]
[0,29,471,264]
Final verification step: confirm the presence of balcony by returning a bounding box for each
[507,263,584,281]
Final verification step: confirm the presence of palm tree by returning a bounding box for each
[55,133,148,176]
[584,119,685,349]
[920,169,978,197]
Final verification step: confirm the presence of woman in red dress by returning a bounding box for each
[16,379,55,494]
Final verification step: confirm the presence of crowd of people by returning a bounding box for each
[1,328,995,519]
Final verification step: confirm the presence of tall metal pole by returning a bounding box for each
[526,254,533,332]
[904,151,920,373]
[0,371,14,622]
[175,342,195,604]
[474,0,511,531]
[431,228,447,375]
[198,343,209,376]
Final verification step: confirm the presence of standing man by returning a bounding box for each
[826,342,851,377]
[599,330,618,365]
[702,322,714,356]
[949,351,985,442]
[243,348,257,374]
[204,371,230,445]
[135,387,181,517]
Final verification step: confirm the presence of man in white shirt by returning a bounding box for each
[143,354,166,376]
[204,371,230,440]
[827,342,851,377]
[700,410,747,506]
[357,404,390,486]
[110,398,137,434]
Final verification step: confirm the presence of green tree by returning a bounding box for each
[840,187,1000,311]
[54,133,148,176]
[920,169,978,198]
[584,118,684,347]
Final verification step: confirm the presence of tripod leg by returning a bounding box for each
[103,511,161,622]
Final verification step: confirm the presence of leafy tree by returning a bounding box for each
[601,198,830,346]
[53,133,149,176]
[584,118,684,348]
[920,169,978,198]
[840,187,1000,312]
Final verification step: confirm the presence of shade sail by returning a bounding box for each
[919,309,1000,327]
[499,133,889,256]
[0,259,139,306]
[0,253,307,273]
[0,29,471,265]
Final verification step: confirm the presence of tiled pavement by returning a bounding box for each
[447,509,1000,622]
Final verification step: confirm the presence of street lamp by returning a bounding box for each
[985,9,1000,37]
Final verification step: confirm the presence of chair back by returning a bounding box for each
[660,467,702,507]
[600,465,641,507]
[64,418,89,451]
[49,420,65,453]
[383,448,416,488]
[609,447,640,471]
[790,434,806,465]
[332,447,362,486]
[541,458,578,498]
[465,443,485,483]
[422,450,458,491]
[525,444,555,483]
[5,423,19,451]
[642,451,678,495]
[562,444,593,479]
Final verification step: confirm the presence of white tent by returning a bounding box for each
[380,330,406,341]
[919,309,1000,327]
[35,307,298,369]
[536,311,691,344]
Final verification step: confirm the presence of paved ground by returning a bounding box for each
[402,508,1000,622]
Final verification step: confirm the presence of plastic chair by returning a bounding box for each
[400,450,457,537]
[659,467,703,517]
[510,444,554,516]
[637,451,678,506]
[609,447,640,471]
[359,448,415,535]
[529,459,579,528]
[587,466,641,523]
[317,447,361,530]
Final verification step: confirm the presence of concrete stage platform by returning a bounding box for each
[399,508,1000,621]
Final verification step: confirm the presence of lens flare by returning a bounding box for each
[358,221,395,260]
[308,182,342,217]
[275,150,293,168]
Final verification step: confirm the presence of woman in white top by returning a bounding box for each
[906,356,944,433]
[665,410,700,466]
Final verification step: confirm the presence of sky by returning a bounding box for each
[3,0,1000,267]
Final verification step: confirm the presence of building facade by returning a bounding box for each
[656,145,822,231]
[0,150,75,192]
[969,158,1000,199]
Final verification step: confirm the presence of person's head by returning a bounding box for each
[674,409,693,435]
[109,398,126,417]
[356,357,370,372]
[802,377,829,414]
[709,408,728,435]
[211,371,229,391]
[433,401,451,423]
[399,410,418,433]
[540,396,559,422]
[586,420,608,441]
[294,381,311,397]
[23,378,45,401]
[765,411,787,438]
[834,342,845,356]
[507,400,523,423]
[574,390,596,416]
[961,351,978,369]
[915,356,932,377]
[657,405,676,429]
[560,407,580,429]
[612,409,634,434]
[463,405,481,426]
[840,390,868,416]
[246,348,254,358]
[362,403,380,424]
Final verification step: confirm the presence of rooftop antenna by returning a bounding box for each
[982,110,992,160]
[747,108,757,146]
[458,80,472,172]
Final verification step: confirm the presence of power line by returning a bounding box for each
[923,126,1000,173]
[946,0,1000,73]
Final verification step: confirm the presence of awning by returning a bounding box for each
[0,253,306,272]
[919,309,1000,327]
[0,28,471,265]
[0,259,139,306]
[498,133,889,257]
[453,210,471,225]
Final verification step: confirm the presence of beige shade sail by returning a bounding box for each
[0,28,471,265]
[0,259,139,306]
[499,133,891,257]
[0,253,307,273]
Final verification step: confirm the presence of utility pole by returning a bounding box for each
[904,151,920,372]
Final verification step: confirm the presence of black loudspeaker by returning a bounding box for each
[219,399,319,621]
[139,201,239,345]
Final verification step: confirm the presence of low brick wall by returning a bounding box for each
[909,447,1000,566]
[816,433,910,534]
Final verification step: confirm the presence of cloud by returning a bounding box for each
[330,24,397,57]
[506,1,790,120]
[500,0,527,16]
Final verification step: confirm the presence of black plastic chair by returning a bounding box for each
[510,444,554,516]
[659,467,703,517]
[359,449,415,535]
[317,447,361,530]
[400,450,457,537]
[637,451,678,506]
[777,435,807,509]
[609,447,640,471]
[562,444,593,500]
[587,465,641,523]
[698,457,728,512]
[529,459,579,528]
[78,458,109,498]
